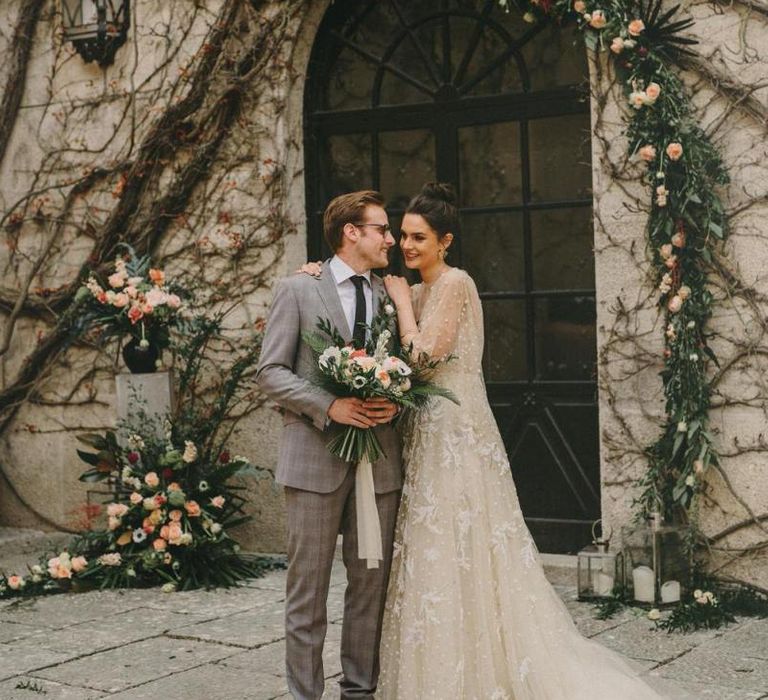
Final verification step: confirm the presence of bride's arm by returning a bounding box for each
[384,273,468,360]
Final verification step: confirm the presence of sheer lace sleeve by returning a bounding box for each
[402,270,470,360]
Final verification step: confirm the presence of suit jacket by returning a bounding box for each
[256,264,403,494]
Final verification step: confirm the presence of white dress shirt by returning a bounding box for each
[329,255,373,339]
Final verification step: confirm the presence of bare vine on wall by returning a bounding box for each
[0,0,304,529]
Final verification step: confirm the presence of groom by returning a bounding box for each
[256,190,403,699]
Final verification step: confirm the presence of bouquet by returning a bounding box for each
[303,301,458,464]
[74,243,187,354]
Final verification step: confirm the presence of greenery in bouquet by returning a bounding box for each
[302,298,458,463]
[73,243,188,354]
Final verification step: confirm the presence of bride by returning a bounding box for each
[302,183,675,699]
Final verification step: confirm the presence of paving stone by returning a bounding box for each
[592,615,725,663]
[563,597,638,639]
[105,661,287,700]
[33,637,240,693]
[655,620,768,693]
[0,637,77,682]
[29,608,208,656]
[272,674,341,700]
[642,676,767,700]
[221,621,342,679]
[168,604,285,649]
[0,590,146,629]
[0,620,43,643]
[0,675,105,699]
[242,570,286,592]
[138,585,284,617]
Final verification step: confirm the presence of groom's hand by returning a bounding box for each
[361,398,399,425]
[328,398,378,429]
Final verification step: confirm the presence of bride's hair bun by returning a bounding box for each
[406,182,460,239]
[420,182,457,206]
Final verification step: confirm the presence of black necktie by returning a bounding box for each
[351,275,367,349]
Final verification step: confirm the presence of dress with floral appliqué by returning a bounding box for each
[377,267,671,700]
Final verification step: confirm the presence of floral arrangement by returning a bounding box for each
[302,302,458,463]
[0,312,280,598]
[74,244,186,359]
[498,0,729,524]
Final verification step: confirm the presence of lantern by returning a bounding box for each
[577,520,621,600]
[621,512,691,607]
[61,0,130,66]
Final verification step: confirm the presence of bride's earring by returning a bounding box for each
[438,248,445,260]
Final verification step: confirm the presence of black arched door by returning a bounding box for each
[305,0,598,553]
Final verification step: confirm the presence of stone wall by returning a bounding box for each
[0,0,767,586]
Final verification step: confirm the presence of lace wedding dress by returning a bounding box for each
[377,267,671,699]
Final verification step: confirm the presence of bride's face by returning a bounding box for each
[399,213,443,270]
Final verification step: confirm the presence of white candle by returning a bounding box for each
[633,565,655,603]
[595,572,614,596]
[660,580,681,603]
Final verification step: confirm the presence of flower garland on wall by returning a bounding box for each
[501,0,730,524]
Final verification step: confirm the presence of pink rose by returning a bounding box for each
[127,306,143,324]
[645,82,661,102]
[145,287,166,307]
[671,231,686,248]
[169,509,183,522]
[112,292,129,308]
[130,491,142,505]
[628,19,645,36]
[167,522,184,544]
[124,285,138,298]
[166,294,181,309]
[71,556,88,573]
[141,302,154,315]
[666,142,683,161]
[8,575,24,590]
[589,9,607,27]
[210,495,225,508]
[610,37,624,54]
[145,471,160,488]
[668,295,683,313]
[108,272,125,288]
[638,145,656,162]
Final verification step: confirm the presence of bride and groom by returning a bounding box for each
[256,185,669,699]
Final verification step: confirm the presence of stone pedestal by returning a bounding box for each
[115,371,174,440]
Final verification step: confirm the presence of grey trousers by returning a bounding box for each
[284,468,400,700]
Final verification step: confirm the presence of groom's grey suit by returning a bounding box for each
[256,263,402,700]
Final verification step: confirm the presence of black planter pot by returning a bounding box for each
[122,337,160,374]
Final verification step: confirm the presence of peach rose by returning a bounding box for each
[671,231,686,248]
[167,522,184,544]
[108,516,121,531]
[8,575,24,590]
[659,243,673,259]
[144,471,160,488]
[112,292,129,308]
[169,509,183,522]
[628,18,645,36]
[668,295,683,313]
[107,502,129,518]
[638,145,656,162]
[167,482,182,491]
[664,255,677,269]
[184,501,201,517]
[71,556,88,573]
[644,82,661,102]
[678,285,692,300]
[149,268,165,285]
[124,285,138,298]
[629,91,646,109]
[589,9,606,27]
[610,37,624,54]
[153,538,168,552]
[130,491,143,505]
[573,0,586,11]
[210,495,225,508]
[666,142,683,161]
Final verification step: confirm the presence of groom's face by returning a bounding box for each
[354,205,395,270]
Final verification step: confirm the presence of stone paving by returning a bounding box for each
[1,530,767,699]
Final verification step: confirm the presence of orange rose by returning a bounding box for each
[153,538,167,552]
[184,501,201,517]
[169,509,183,522]
[160,525,170,540]
[666,142,683,161]
[149,268,165,285]
[638,145,656,162]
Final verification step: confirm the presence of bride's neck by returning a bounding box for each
[420,261,450,285]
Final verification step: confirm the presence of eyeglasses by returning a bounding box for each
[351,222,391,237]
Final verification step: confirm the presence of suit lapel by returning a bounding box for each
[317,262,352,343]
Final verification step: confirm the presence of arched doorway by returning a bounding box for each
[304,0,598,553]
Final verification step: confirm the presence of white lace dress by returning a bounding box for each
[377,267,669,699]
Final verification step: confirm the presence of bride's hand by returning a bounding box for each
[295,261,322,277]
[384,275,410,306]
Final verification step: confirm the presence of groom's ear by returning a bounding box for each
[342,222,359,245]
